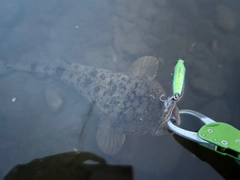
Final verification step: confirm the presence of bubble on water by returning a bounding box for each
[11,97,16,102]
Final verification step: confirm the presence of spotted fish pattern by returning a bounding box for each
[1,56,180,154]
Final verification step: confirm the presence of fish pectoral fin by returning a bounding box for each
[96,118,125,155]
[129,56,159,79]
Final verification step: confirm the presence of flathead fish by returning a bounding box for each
[1,56,180,154]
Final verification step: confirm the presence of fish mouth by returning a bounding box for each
[152,115,181,136]
[152,123,168,136]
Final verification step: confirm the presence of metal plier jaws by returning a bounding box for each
[167,109,217,149]
[168,109,240,161]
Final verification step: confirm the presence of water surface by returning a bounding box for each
[1,0,240,179]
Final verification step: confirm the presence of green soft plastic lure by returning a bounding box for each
[171,59,185,101]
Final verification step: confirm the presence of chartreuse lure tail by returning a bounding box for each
[172,59,185,101]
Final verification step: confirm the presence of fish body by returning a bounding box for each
[61,65,168,136]
[2,56,180,154]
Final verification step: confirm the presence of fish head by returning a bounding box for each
[150,105,181,136]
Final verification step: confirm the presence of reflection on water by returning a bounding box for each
[4,151,134,180]
[0,0,240,179]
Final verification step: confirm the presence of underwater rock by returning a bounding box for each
[45,88,63,112]
[112,15,135,34]
[192,19,218,43]
[188,56,226,97]
[84,46,118,70]
[141,34,160,50]
[113,27,153,57]
[215,5,236,32]
[190,76,226,97]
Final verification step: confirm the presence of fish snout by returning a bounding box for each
[152,114,181,136]
[152,123,168,136]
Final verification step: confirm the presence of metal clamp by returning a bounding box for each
[167,109,215,146]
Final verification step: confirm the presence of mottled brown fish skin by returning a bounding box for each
[59,64,167,135]
[6,60,167,135]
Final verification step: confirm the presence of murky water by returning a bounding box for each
[0,0,240,179]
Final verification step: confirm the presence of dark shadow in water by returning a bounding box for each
[174,134,240,179]
[4,151,133,180]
